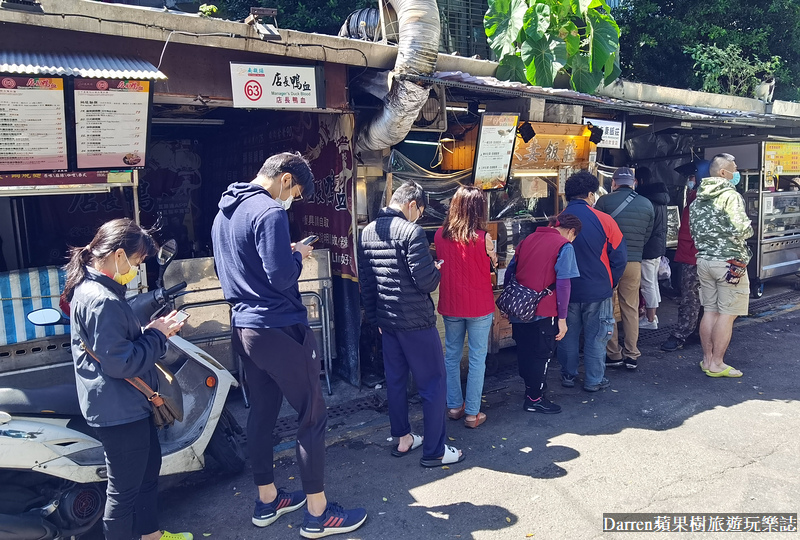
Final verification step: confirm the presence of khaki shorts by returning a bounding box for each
[696,258,750,316]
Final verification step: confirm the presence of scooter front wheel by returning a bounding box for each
[206,408,246,475]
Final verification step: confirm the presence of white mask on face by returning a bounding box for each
[277,178,294,210]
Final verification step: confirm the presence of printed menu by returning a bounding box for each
[473,113,519,190]
[75,79,149,169]
[0,76,68,172]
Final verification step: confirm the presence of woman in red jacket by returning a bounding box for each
[435,186,497,428]
[507,214,582,413]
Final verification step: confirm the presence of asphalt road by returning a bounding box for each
[147,300,800,540]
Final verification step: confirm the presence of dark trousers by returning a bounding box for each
[381,327,447,460]
[672,263,702,341]
[513,318,558,401]
[233,324,327,494]
[95,416,161,540]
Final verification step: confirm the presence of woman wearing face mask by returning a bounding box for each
[505,213,582,414]
[63,218,190,540]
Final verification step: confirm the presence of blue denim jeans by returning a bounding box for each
[443,313,494,416]
[557,298,614,387]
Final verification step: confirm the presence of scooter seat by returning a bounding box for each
[0,385,82,417]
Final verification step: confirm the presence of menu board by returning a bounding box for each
[473,113,519,190]
[74,79,149,169]
[765,142,800,175]
[0,76,68,172]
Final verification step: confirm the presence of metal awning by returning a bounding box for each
[0,51,167,80]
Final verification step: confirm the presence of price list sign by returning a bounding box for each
[0,76,68,173]
[473,113,519,190]
[75,79,149,169]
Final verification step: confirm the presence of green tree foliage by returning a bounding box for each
[212,0,369,35]
[485,0,621,93]
[686,44,780,98]
[614,0,800,101]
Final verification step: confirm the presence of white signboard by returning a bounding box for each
[0,76,68,172]
[230,63,320,109]
[583,118,624,149]
[74,79,150,169]
[473,113,519,190]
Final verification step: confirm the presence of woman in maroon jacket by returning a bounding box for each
[435,186,497,428]
[507,214,582,414]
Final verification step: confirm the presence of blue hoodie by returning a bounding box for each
[211,182,307,329]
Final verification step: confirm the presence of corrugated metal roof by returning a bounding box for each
[0,51,167,80]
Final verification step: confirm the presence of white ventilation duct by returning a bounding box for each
[355,0,441,153]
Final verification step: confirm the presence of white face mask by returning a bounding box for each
[277,179,294,210]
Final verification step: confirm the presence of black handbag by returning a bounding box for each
[495,272,554,322]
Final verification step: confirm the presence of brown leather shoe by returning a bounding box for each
[447,403,465,420]
[464,412,486,429]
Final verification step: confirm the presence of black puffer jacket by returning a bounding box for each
[595,186,655,262]
[358,207,440,331]
[638,182,670,259]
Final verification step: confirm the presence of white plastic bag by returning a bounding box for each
[658,256,672,281]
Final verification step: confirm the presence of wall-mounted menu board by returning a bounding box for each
[0,76,68,173]
[75,79,149,169]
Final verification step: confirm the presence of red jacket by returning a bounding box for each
[514,227,568,318]
[435,228,495,318]
[675,190,698,265]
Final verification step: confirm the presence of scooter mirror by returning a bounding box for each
[27,308,65,326]
[158,239,178,266]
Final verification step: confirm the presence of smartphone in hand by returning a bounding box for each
[173,310,190,324]
[301,235,319,246]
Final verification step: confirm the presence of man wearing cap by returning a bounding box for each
[595,167,655,370]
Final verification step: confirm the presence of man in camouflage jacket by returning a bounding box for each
[689,153,753,378]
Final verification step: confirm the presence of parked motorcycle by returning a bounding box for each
[0,241,245,540]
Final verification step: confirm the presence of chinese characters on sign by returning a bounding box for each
[0,170,133,190]
[74,79,150,169]
[0,76,68,172]
[765,142,800,187]
[473,113,519,190]
[230,63,320,109]
[603,513,797,533]
[583,118,624,149]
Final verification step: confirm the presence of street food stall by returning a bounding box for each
[372,120,594,363]
[0,63,156,387]
[704,140,800,298]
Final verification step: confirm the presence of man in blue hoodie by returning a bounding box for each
[212,152,366,538]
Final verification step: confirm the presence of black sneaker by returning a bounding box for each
[624,357,638,370]
[660,336,684,352]
[523,396,562,414]
[583,377,610,392]
[561,373,576,388]
[605,356,624,368]
[252,489,306,527]
[300,502,367,538]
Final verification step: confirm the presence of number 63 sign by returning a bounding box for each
[230,62,323,109]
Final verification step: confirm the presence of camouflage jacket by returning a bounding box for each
[689,177,753,263]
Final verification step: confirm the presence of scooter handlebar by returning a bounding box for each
[164,282,187,298]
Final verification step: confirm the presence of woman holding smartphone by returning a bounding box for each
[434,186,497,429]
[63,218,191,540]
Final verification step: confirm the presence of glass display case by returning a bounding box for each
[744,190,800,295]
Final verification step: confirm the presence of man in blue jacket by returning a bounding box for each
[212,152,366,538]
[558,171,628,392]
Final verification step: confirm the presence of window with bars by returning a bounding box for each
[438,0,493,59]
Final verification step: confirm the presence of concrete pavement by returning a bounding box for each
[145,280,800,540]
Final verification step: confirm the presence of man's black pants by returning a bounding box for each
[233,324,327,494]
